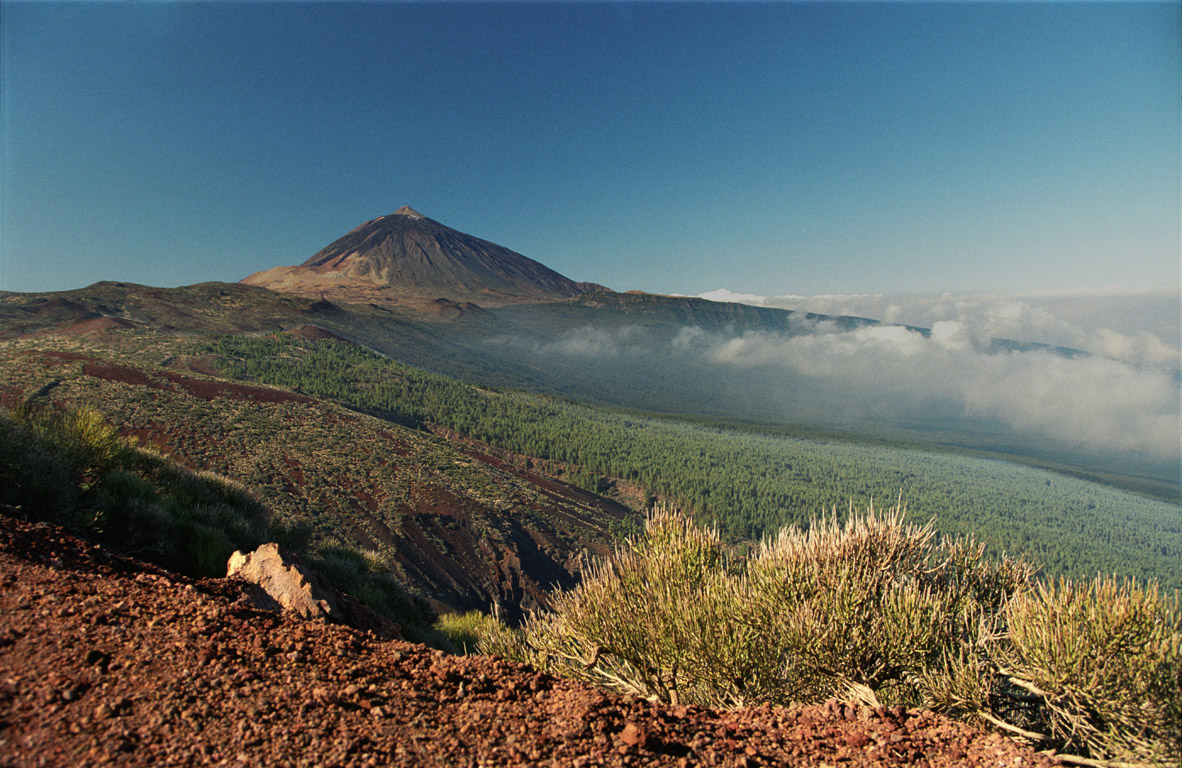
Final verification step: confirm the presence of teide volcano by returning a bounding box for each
[242,207,606,308]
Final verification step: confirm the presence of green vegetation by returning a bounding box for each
[0,341,625,624]
[202,334,1182,591]
[476,507,1181,765]
[0,401,271,574]
[0,401,447,646]
[435,609,513,655]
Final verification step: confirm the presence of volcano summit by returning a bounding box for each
[242,207,603,307]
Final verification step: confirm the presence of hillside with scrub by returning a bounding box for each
[1,321,1180,766]
[200,332,1182,591]
[0,341,632,623]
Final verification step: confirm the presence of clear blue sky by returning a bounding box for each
[1,1,1178,297]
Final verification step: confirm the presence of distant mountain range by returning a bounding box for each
[242,206,606,308]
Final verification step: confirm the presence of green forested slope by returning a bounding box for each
[204,335,1182,590]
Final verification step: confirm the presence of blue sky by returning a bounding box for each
[1,1,1178,298]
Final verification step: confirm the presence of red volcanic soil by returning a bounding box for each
[17,351,314,407]
[26,317,138,338]
[77,358,315,405]
[0,515,1058,768]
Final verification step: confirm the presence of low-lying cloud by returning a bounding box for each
[496,287,1181,463]
[679,323,1179,460]
[697,286,1181,370]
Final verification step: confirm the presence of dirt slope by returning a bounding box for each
[0,515,1058,768]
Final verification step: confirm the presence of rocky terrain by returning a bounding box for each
[0,514,1059,768]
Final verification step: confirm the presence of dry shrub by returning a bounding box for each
[467,504,1180,765]
[516,507,749,704]
[1000,576,1181,763]
[744,505,1033,707]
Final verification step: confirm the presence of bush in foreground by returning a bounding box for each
[474,506,1181,765]
[999,576,1181,763]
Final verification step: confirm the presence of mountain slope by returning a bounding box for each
[241,207,604,307]
[0,344,633,622]
[0,280,1173,495]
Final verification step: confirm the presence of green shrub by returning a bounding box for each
[59,407,129,479]
[999,576,1182,763]
[189,522,237,577]
[25,404,130,485]
[475,505,1180,764]
[0,408,77,518]
[436,610,518,655]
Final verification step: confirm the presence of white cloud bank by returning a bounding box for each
[517,287,1181,462]
[697,286,1181,370]
[683,323,1179,460]
[691,286,1181,460]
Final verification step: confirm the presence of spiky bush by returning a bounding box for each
[998,576,1182,763]
[744,506,1033,707]
[468,505,1181,764]
[514,508,764,705]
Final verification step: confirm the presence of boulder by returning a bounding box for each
[226,543,401,639]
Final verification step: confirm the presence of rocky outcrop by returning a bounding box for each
[226,543,401,638]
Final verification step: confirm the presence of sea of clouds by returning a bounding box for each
[688,287,1181,461]
[508,287,1180,463]
[697,287,1181,368]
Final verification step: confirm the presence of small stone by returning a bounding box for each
[845,732,870,748]
[619,722,648,749]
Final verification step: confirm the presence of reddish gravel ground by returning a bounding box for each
[0,515,1059,768]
